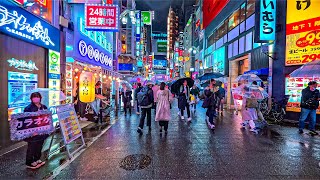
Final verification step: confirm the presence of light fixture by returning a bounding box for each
[103,75,107,78]
[122,17,128,24]
[75,68,79,72]
[193,49,197,54]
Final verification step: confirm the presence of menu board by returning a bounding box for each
[285,77,320,114]
[56,104,82,144]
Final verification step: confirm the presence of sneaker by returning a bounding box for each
[181,116,185,120]
[187,117,192,122]
[36,160,45,167]
[26,162,40,169]
[250,128,259,134]
[299,129,304,134]
[137,127,143,135]
[309,130,319,136]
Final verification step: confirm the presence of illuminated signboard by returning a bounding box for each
[0,1,60,51]
[153,60,167,70]
[7,58,39,71]
[255,0,276,42]
[48,50,61,106]
[203,0,230,29]
[285,0,320,66]
[212,46,225,75]
[119,63,133,71]
[141,11,151,25]
[12,0,24,5]
[84,4,119,31]
[77,40,113,69]
[157,41,167,53]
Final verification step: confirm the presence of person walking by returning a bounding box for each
[120,83,132,116]
[240,89,259,134]
[251,81,268,126]
[152,82,160,111]
[137,81,154,134]
[178,80,191,122]
[134,83,143,114]
[155,82,172,134]
[203,83,218,129]
[24,92,49,169]
[190,85,200,112]
[299,81,320,135]
[217,85,226,116]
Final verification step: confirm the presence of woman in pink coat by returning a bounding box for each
[155,82,172,134]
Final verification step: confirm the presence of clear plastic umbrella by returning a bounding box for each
[235,74,262,83]
[12,88,67,108]
[243,85,269,100]
[289,60,320,77]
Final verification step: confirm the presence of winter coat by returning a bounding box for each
[134,86,142,100]
[155,90,171,121]
[140,87,154,109]
[300,87,320,110]
[178,85,190,110]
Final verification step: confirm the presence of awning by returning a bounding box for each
[244,68,269,76]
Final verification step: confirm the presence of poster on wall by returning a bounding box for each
[285,0,320,66]
[48,50,61,107]
[285,77,320,114]
[8,72,38,113]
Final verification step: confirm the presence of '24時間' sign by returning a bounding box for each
[84,4,119,31]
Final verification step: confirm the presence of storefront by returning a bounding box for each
[203,0,274,109]
[283,1,320,118]
[0,0,60,147]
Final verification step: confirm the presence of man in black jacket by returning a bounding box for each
[134,83,143,114]
[137,81,154,135]
[299,81,320,135]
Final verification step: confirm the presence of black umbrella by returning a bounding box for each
[170,78,194,94]
[198,72,223,81]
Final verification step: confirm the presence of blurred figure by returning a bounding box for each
[134,83,143,114]
[299,81,319,135]
[217,85,226,116]
[24,92,49,169]
[121,83,132,116]
[152,83,160,111]
[241,90,259,134]
[190,85,200,112]
[155,82,171,134]
[203,82,218,129]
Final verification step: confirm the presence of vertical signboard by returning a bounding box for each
[141,11,152,25]
[255,0,276,42]
[285,0,320,66]
[48,50,61,107]
[85,4,119,31]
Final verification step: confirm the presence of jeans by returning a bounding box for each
[206,108,216,125]
[26,139,45,165]
[159,121,169,131]
[299,108,317,131]
[139,108,152,129]
[181,103,191,118]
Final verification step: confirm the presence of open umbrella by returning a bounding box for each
[12,88,66,108]
[170,77,194,94]
[289,60,320,77]
[243,85,269,100]
[120,81,132,90]
[235,73,262,83]
[198,72,224,81]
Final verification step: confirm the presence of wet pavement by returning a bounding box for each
[52,103,320,180]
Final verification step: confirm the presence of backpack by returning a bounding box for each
[246,98,258,108]
[137,87,150,106]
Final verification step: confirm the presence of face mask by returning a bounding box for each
[32,98,41,103]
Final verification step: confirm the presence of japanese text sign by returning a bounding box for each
[79,72,95,103]
[10,110,54,141]
[286,0,320,66]
[85,4,119,31]
[255,0,276,42]
[0,1,60,51]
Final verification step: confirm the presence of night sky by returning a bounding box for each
[136,0,196,32]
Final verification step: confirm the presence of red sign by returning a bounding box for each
[85,4,119,31]
[106,0,113,4]
[12,0,24,5]
[203,0,230,29]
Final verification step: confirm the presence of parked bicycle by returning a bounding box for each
[265,96,290,123]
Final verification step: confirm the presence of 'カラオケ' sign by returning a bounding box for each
[84,4,119,31]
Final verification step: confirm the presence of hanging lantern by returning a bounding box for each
[79,72,95,103]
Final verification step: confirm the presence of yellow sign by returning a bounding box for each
[285,0,320,66]
[178,56,183,61]
[184,56,190,61]
[79,72,95,103]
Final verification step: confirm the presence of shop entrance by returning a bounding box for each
[227,54,250,109]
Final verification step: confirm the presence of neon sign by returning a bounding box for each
[78,40,113,68]
[7,58,39,71]
[0,1,60,51]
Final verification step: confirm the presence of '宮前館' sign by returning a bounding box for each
[285,0,320,66]
[85,4,119,31]
[0,1,60,51]
[255,0,276,42]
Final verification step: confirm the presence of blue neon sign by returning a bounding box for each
[257,0,276,42]
[0,1,60,51]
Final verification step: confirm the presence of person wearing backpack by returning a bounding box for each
[203,83,218,129]
[299,81,320,135]
[241,86,259,134]
[137,81,154,135]
[134,83,143,114]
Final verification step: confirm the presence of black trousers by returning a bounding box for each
[124,102,131,115]
[136,100,140,112]
[26,140,45,165]
[78,101,86,118]
[180,103,191,118]
[139,107,152,129]
[159,121,169,131]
